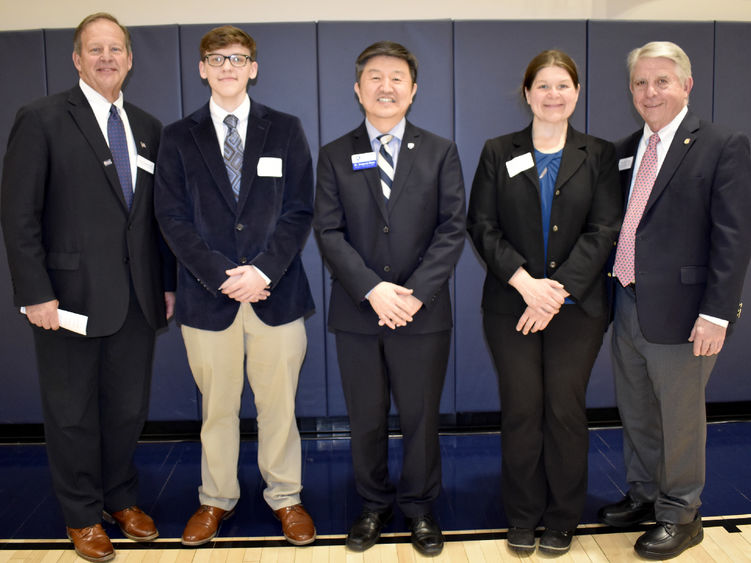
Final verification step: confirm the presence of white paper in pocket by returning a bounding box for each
[257,157,283,177]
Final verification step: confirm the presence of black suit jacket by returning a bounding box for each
[616,111,751,344]
[1,85,173,336]
[467,124,622,319]
[314,121,466,335]
[154,100,314,330]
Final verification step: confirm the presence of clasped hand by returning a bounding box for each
[509,268,568,334]
[220,266,270,303]
[367,281,423,330]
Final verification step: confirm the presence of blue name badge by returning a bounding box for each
[352,151,377,170]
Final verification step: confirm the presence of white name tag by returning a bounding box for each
[257,157,283,177]
[352,152,377,170]
[136,155,155,174]
[505,152,535,178]
[618,157,634,171]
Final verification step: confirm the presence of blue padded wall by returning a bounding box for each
[0,20,750,425]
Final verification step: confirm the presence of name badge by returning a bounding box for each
[506,152,534,178]
[352,152,377,170]
[258,157,283,177]
[136,155,155,174]
[618,157,634,171]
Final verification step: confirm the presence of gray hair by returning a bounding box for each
[627,41,692,85]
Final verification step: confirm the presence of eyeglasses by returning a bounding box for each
[203,53,252,68]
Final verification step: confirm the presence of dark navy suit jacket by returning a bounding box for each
[616,111,751,344]
[155,99,314,330]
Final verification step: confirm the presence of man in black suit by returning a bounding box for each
[155,25,316,547]
[1,13,174,562]
[598,41,751,559]
[313,41,465,556]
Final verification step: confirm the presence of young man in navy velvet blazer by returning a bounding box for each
[154,25,316,547]
[313,41,466,556]
[598,41,751,560]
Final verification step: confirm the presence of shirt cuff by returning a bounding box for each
[699,313,729,328]
[252,266,271,285]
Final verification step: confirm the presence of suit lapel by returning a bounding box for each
[66,86,129,211]
[351,124,389,220]
[237,100,270,212]
[387,122,420,210]
[510,126,539,192]
[127,106,156,216]
[644,112,700,215]
[190,104,239,211]
[555,125,586,191]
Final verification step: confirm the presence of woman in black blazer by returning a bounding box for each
[467,50,621,555]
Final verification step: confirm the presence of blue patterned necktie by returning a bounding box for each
[223,114,243,200]
[107,105,133,209]
[377,134,394,200]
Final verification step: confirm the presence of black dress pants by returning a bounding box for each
[484,306,606,530]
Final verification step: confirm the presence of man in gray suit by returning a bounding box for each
[598,41,751,559]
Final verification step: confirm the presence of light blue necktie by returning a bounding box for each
[107,105,133,209]
[223,114,243,200]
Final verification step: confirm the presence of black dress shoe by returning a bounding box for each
[635,515,703,559]
[346,508,392,552]
[539,528,574,554]
[507,527,535,552]
[598,495,655,527]
[407,513,444,556]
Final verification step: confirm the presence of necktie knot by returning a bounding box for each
[224,114,238,129]
[647,132,660,150]
[378,133,394,146]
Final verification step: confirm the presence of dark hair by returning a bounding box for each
[521,49,580,101]
[199,25,257,61]
[355,41,417,84]
[74,13,131,55]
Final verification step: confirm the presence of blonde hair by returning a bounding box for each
[627,41,692,86]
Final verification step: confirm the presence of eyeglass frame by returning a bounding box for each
[203,53,253,68]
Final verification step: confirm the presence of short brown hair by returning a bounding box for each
[199,25,257,61]
[522,49,580,101]
[355,41,417,84]
[73,13,131,55]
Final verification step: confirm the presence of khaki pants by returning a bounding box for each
[181,303,306,511]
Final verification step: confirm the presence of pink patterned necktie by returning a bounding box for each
[613,132,660,286]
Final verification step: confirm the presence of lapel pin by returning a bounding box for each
[684,138,691,145]
[140,141,147,149]
[407,142,415,150]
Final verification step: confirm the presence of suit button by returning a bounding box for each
[240,257,248,264]
[383,226,389,233]
[384,265,391,272]
[552,225,559,232]
[554,190,560,196]
[236,224,245,231]
[549,261,556,269]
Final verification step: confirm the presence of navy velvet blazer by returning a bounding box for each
[155,99,315,330]
[615,111,751,344]
[314,121,466,335]
[467,124,622,319]
[1,85,173,336]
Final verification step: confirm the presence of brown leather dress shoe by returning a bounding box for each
[66,524,115,562]
[274,504,316,545]
[182,505,234,546]
[104,506,159,541]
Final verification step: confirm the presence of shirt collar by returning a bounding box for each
[79,78,124,112]
[209,94,250,124]
[365,118,406,144]
[642,105,688,147]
